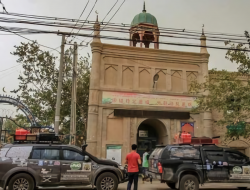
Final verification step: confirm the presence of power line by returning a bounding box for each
[1,11,246,38]
[77,0,121,46]
[80,0,126,47]
[0,0,8,13]
[102,0,119,22]
[0,26,61,53]
[72,0,98,41]
[0,63,22,72]
[0,66,22,80]
[66,0,90,41]
[1,26,249,52]
[0,16,247,45]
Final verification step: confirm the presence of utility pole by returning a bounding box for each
[54,35,65,136]
[70,42,78,145]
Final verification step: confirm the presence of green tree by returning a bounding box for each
[10,42,90,145]
[2,114,30,134]
[190,31,250,140]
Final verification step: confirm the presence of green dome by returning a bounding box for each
[131,2,158,27]
[131,11,158,27]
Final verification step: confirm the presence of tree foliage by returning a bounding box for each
[2,114,30,134]
[190,31,250,140]
[10,42,90,145]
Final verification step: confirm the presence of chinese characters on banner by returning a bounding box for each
[102,91,198,109]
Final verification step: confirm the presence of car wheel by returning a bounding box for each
[96,172,118,190]
[167,182,176,189]
[238,188,248,190]
[180,174,199,190]
[8,173,34,190]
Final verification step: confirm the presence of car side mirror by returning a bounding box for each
[84,155,90,161]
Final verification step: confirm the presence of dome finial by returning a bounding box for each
[143,1,146,12]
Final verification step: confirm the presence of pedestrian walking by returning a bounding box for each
[125,144,141,190]
[142,148,152,184]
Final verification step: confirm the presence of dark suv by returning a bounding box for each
[146,144,250,190]
[0,143,127,190]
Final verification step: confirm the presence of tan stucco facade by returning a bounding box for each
[86,17,250,163]
[86,32,217,163]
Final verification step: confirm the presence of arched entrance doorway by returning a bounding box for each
[137,119,167,157]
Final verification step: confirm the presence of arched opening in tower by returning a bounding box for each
[132,33,140,47]
[143,31,155,48]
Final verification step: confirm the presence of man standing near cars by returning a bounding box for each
[125,144,141,190]
[142,148,152,184]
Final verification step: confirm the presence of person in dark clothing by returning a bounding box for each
[125,144,141,190]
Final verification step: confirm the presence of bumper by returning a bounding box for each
[120,169,128,183]
[145,171,162,180]
[120,177,129,183]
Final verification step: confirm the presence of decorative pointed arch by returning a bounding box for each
[0,94,40,127]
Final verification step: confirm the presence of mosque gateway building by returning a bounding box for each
[86,4,250,163]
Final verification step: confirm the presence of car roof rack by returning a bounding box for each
[13,133,61,144]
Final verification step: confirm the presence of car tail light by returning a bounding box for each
[157,162,163,173]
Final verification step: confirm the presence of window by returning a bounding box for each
[226,152,246,163]
[6,147,32,159]
[151,148,164,159]
[63,150,84,161]
[205,151,224,161]
[0,148,9,157]
[31,149,60,160]
[170,147,200,159]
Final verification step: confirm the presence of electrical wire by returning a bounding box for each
[80,0,126,47]
[77,0,120,46]
[0,0,8,13]
[1,26,249,52]
[73,0,98,40]
[66,0,90,41]
[0,11,247,38]
[0,63,22,72]
[0,26,61,53]
[0,66,22,80]
[0,16,247,45]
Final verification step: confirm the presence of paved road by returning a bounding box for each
[0,181,250,190]
[118,181,249,190]
[1,181,249,190]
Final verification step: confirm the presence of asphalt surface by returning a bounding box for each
[1,181,250,190]
[118,181,250,190]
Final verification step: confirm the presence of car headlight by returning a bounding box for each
[118,166,124,170]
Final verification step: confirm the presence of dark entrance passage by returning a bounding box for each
[137,119,167,157]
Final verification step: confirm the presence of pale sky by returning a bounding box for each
[0,0,249,117]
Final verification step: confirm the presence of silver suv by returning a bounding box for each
[0,143,127,190]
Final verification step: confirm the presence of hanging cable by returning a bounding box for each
[66,0,90,41]
[0,26,60,53]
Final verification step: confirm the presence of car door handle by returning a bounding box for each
[62,164,70,166]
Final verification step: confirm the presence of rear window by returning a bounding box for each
[0,148,9,157]
[226,152,246,163]
[170,147,200,159]
[150,148,164,159]
[6,147,32,159]
[31,149,60,160]
[205,151,224,161]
